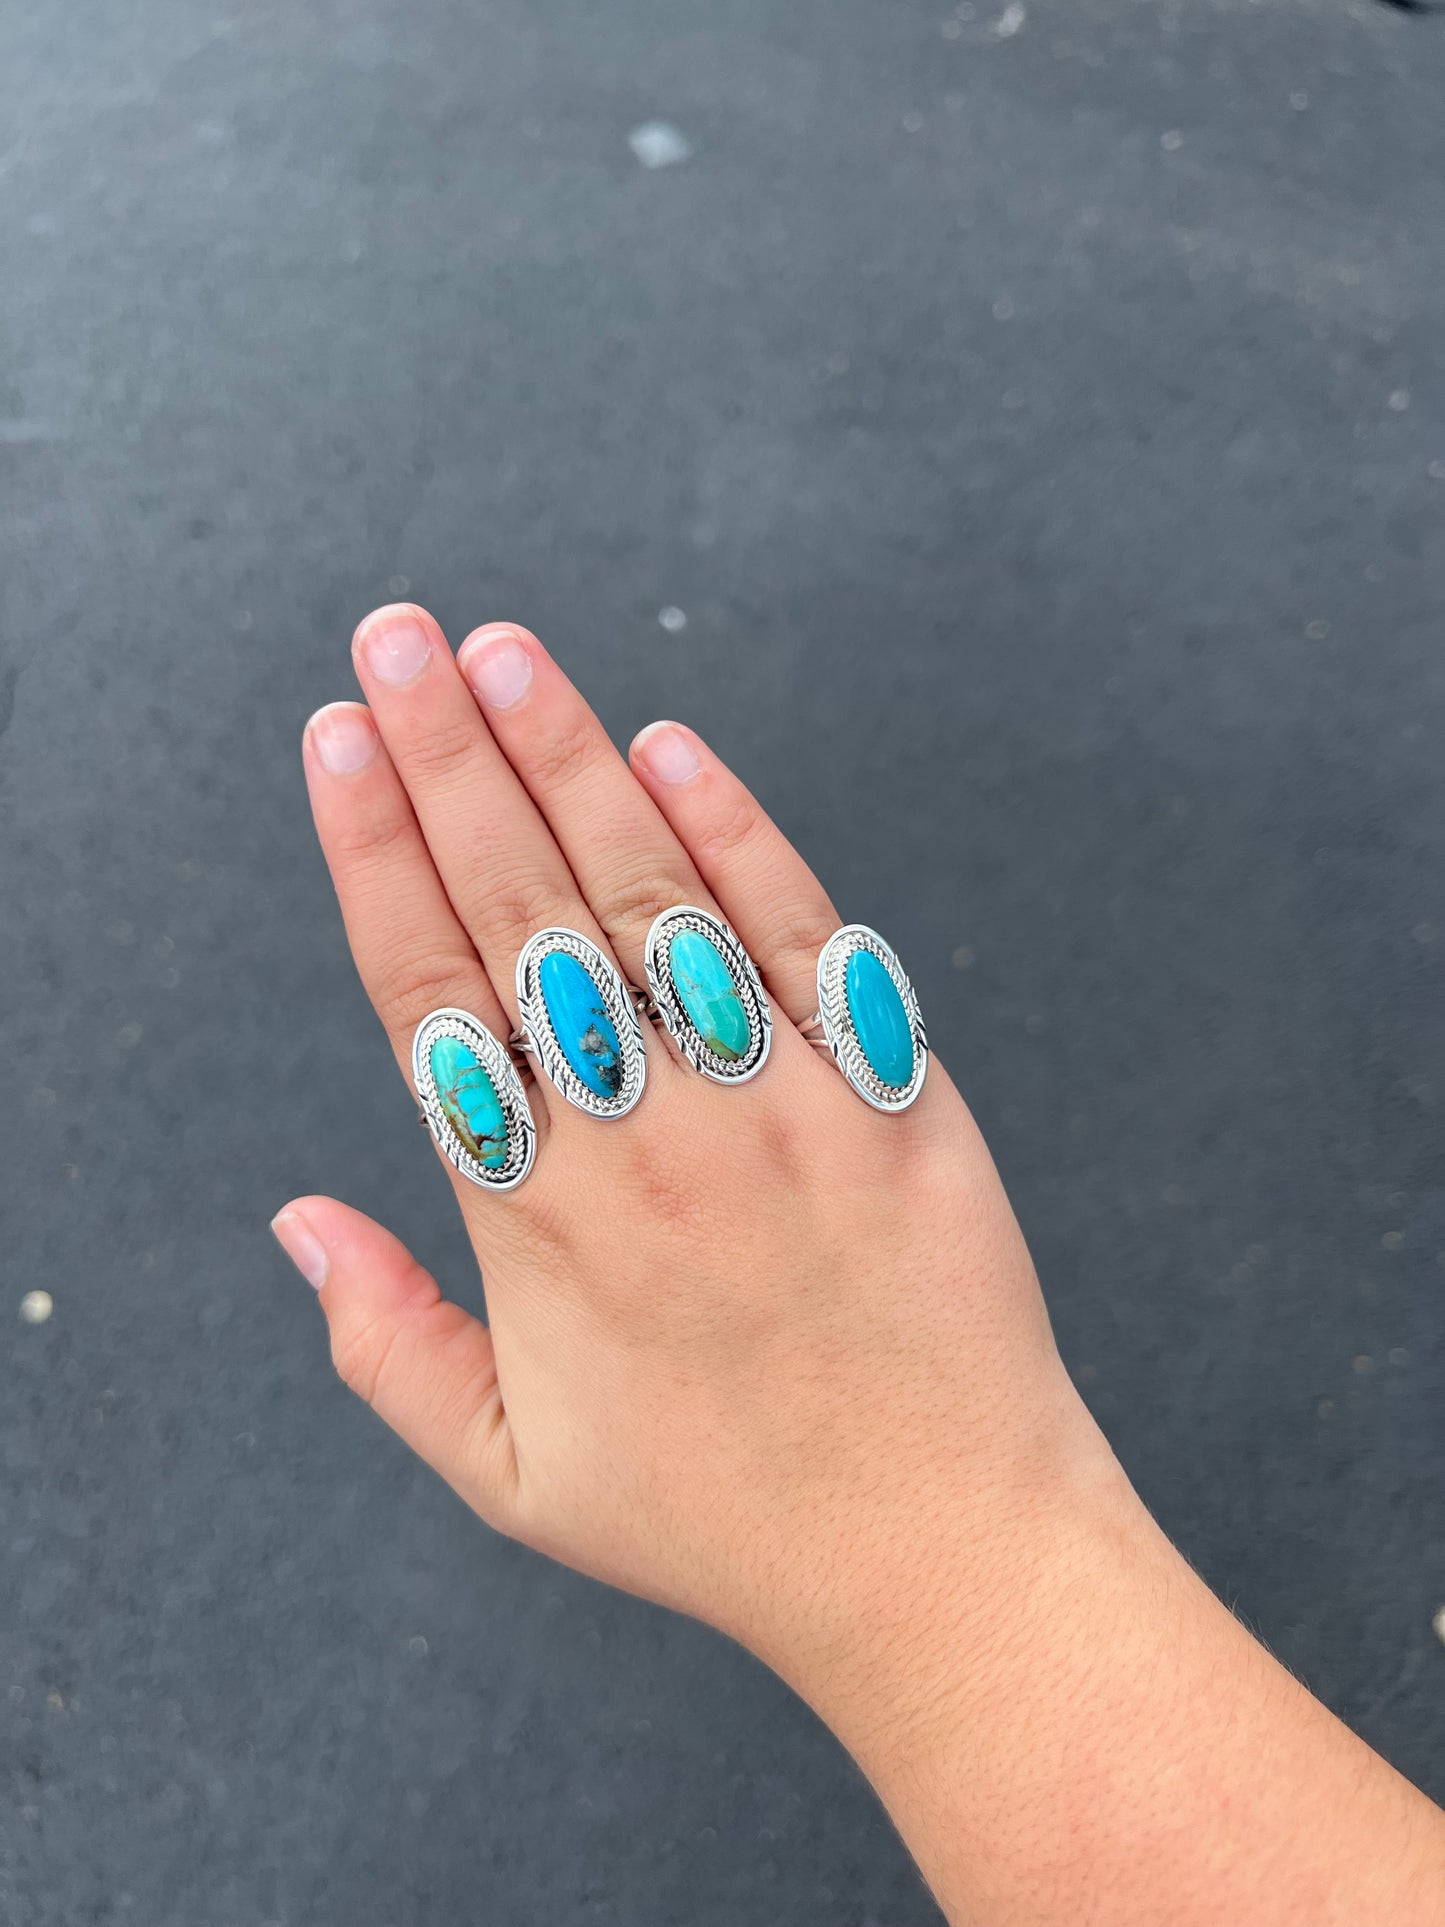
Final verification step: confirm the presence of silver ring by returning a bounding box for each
[412,1008,537,1191]
[810,925,928,1112]
[514,927,647,1118]
[643,905,773,1084]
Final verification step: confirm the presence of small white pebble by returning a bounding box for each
[628,121,692,169]
[20,1291,53,1324]
[994,3,1026,36]
[1161,129,1184,152]
[1387,390,1410,412]
[658,606,687,633]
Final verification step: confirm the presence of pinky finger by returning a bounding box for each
[272,1196,519,1531]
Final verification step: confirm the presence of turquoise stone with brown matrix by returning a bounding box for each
[429,1035,510,1168]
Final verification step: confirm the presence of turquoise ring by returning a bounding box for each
[807,925,928,1112]
[643,906,773,1084]
[412,1009,537,1191]
[514,927,648,1118]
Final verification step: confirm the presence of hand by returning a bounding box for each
[276,604,1445,1926]
[277,602,1095,1681]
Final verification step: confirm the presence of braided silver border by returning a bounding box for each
[643,905,773,1084]
[515,927,647,1119]
[412,1008,537,1192]
[815,924,928,1113]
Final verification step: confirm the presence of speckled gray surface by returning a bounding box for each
[2,2,1443,1922]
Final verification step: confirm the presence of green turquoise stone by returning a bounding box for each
[538,949,624,1097]
[669,930,751,1062]
[844,949,914,1089]
[429,1036,509,1168]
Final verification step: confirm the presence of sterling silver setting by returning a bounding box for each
[810,924,928,1113]
[514,926,647,1119]
[643,905,773,1084]
[412,1008,537,1192]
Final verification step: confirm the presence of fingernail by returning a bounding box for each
[358,612,432,687]
[309,703,379,776]
[634,722,700,786]
[459,631,533,710]
[271,1210,330,1291]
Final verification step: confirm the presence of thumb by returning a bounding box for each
[271,1195,518,1531]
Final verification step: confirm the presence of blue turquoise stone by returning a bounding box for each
[429,1036,509,1168]
[538,950,624,1097]
[669,930,751,1062]
[844,949,914,1089]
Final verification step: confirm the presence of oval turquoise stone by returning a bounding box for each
[844,949,914,1089]
[538,949,624,1097]
[669,930,751,1062]
[429,1036,510,1168]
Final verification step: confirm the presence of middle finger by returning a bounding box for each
[351,603,630,1040]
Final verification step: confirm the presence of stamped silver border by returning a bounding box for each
[815,924,928,1113]
[515,927,647,1119]
[643,906,773,1084]
[412,1008,537,1191]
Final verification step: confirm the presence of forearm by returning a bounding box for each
[778,1405,1445,1926]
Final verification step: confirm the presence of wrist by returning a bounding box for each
[757,1381,1445,1926]
[766,1379,1145,1766]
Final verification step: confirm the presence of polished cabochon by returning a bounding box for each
[643,906,772,1083]
[815,924,928,1111]
[515,927,647,1118]
[412,1008,537,1191]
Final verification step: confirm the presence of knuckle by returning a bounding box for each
[526,718,598,791]
[589,864,694,938]
[400,719,481,786]
[327,804,416,870]
[690,792,763,868]
[331,1309,404,1408]
[370,947,482,1036]
[478,865,573,948]
[760,904,839,976]
[330,1262,437,1408]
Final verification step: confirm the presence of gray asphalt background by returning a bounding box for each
[3,2,1444,1922]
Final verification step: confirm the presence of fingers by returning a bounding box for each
[455,623,725,984]
[272,1197,518,1530]
[630,722,840,1025]
[302,704,516,1079]
[350,605,617,1025]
